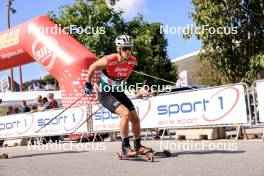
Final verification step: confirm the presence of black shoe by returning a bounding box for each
[135,145,153,155]
[122,145,136,157]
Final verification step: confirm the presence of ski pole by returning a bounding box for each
[132,70,176,85]
[35,94,87,133]
[70,105,103,134]
[133,70,196,90]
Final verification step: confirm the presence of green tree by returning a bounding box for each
[22,79,46,90]
[48,0,124,57]
[43,74,56,85]
[188,0,264,84]
[48,0,177,86]
[125,17,177,85]
[194,56,227,86]
[0,107,5,117]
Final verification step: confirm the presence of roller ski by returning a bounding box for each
[117,151,154,162]
[117,142,154,162]
[1,153,8,159]
[135,142,171,158]
[153,150,171,157]
[132,139,155,161]
[117,147,154,162]
[136,146,171,157]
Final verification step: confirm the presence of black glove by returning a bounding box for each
[84,82,92,94]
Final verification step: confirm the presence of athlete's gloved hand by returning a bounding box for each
[84,82,92,94]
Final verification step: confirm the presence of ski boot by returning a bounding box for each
[121,145,137,158]
[134,138,153,155]
[120,137,137,157]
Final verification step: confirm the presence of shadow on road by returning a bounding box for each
[175,150,245,156]
[10,150,89,159]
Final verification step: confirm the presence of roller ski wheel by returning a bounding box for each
[117,151,137,160]
[1,153,8,159]
[145,152,154,162]
[162,150,171,157]
[117,152,123,160]
[117,152,154,162]
[152,150,171,157]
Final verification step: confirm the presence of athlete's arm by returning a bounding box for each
[86,57,108,83]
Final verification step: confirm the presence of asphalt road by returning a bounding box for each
[1,139,264,176]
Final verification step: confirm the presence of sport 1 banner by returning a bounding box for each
[92,84,248,131]
[0,106,87,139]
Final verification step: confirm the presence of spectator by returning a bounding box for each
[34,95,44,111]
[42,97,48,103]
[20,100,31,113]
[6,106,14,115]
[134,80,156,98]
[30,105,38,113]
[14,107,20,114]
[38,97,48,111]
[47,93,59,109]
[42,93,59,110]
[35,95,43,106]
[44,93,60,143]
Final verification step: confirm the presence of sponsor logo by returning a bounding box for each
[0,114,34,136]
[93,99,151,122]
[157,87,240,122]
[94,108,119,122]
[0,28,20,50]
[109,61,117,66]
[32,36,58,71]
[128,61,136,65]
[202,87,239,122]
[63,107,85,131]
[0,49,24,59]
[114,67,128,72]
[17,114,34,135]
[37,107,85,132]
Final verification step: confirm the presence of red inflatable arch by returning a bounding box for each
[0,16,100,107]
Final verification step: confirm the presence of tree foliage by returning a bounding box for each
[0,107,5,117]
[189,0,264,84]
[43,74,56,85]
[22,74,58,90]
[193,55,228,86]
[48,0,177,86]
[22,79,46,90]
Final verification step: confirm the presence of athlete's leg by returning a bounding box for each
[129,110,141,139]
[130,110,153,155]
[115,105,136,156]
[112,92,152,154]
[115,104,130,138]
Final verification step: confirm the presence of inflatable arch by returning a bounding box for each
[0,16,100,107]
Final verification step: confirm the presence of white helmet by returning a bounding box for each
[115,35,133,47]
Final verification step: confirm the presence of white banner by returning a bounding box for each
[92,84,248,131]
[256,81,264,122]
[0,106,87,139]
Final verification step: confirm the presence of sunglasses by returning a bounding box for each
[121,47,132,51]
